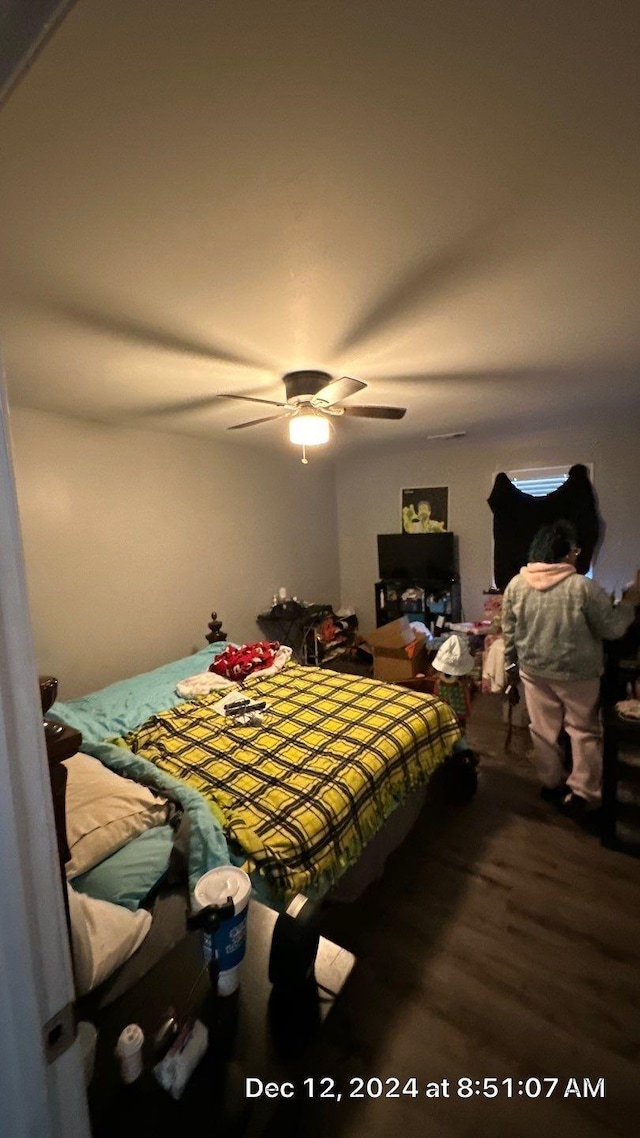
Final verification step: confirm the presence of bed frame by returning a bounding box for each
[62,611,476,1013]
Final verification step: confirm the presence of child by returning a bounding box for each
[431,634,476,730]
[431,634,479,803]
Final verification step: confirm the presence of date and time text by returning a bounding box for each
[245,1075,606,1101]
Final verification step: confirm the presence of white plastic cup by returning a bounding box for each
[115,1023,144,1084]
[193,867,251,996]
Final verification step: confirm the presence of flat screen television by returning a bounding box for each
[377,533,456,582]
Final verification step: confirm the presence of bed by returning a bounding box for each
[52,641,462,1003]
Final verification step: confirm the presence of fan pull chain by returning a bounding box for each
[301,443,308,465]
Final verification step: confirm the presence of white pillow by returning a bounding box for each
[63,753,169,878]
[67,885,152,996]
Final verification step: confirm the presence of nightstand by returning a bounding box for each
[88,899,356,1137]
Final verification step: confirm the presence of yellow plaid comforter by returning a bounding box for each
[122,664,461,897]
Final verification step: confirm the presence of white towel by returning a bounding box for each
[175,672,235,697]
[483,637,506,693]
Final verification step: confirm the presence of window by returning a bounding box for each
[505,464,594,496]
[507,466,569,497]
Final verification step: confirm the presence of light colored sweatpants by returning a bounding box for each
[520,669,602,804]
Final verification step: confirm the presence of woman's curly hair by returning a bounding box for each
[528,519,579,564]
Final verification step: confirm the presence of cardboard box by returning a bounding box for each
[394,675,438,695]
[364,616,430,682]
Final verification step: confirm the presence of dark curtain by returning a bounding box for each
[488,463,600,591]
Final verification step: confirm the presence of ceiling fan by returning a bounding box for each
[220,370,406,463]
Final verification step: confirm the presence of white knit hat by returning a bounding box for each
[432,634,475,676]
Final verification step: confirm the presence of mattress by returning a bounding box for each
[120,663,461,898]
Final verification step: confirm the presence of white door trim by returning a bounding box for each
[0,362,90,1136]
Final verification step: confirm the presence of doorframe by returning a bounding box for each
[0,363,90,1137]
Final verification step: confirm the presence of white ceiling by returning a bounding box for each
[1,0,639,453]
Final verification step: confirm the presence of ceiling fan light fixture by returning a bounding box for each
[289,411,330,447]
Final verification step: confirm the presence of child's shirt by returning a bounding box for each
[434,674,474,723]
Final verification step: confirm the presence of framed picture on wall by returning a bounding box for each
[401,487,449,533]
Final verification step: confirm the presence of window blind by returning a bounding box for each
[510,473,568,497]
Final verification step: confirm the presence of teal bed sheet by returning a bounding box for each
[52,646,222,745]
[52,645,235,899]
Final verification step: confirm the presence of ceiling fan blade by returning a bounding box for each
[218,393,289,408]
[313,375,367,406]
[341,404,407,419]
[227,413,290,430]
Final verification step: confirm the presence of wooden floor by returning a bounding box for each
[262,694,640,1138]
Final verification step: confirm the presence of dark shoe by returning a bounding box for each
[540,783,566,803]
[559,792,588,817]
[559,793,601,828]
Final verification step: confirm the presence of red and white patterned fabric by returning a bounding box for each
[209,641,280,681]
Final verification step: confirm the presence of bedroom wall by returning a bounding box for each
[9,407,340,698]
[335,414,640,633]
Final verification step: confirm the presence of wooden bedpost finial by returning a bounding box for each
[206,612,227,644]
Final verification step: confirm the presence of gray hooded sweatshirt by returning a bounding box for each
[502,563,634,681]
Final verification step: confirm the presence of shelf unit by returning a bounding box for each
[374,577,461,632]
[374,530,461,632]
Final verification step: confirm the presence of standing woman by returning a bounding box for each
[502,520,640,815]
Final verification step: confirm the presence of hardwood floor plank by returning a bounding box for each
[297,695,640,1138]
